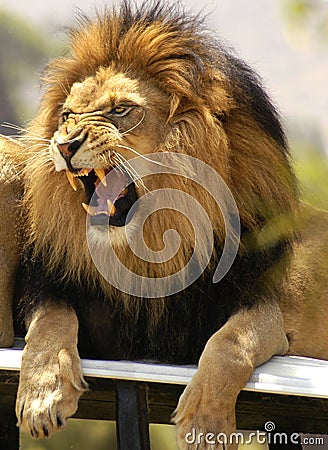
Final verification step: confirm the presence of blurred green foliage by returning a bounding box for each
[293,142,328,210]
[281,0,328,42]
[21,420,180,450]
[283,0,319,20]
[280,0,328,209]
[21,420,117,450]
[0,11,60,128]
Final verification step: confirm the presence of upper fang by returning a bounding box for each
[66,170,77,191]
[95,168,107,186]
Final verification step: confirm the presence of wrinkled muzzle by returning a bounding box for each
[53,134,138,227]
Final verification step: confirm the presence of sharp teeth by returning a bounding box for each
[66,170,78,191]
[107,199,116,217]
[82,203,97,216]
[95,169,107,186]
[75,169,90,177]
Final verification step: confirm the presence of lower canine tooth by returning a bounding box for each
[107,199,116,216]
[82,203,97,216]
[95,168,107,186]
[66,170,77,191]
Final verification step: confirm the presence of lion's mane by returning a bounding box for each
[18,1,298,338]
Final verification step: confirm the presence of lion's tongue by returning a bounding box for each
[94,170,128,214]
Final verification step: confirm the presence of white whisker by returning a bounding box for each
[24,136,51,143]
[111,155,126,176]
[121,110,145,136]
[98,152,110,166]
[116,144,171,169]
[25,143,48,152]
[113,152,141,188]
[10,135,51,144]
[59,81,70,97]
[1,122,50,142]
[113,151,149,193]
[1,122,25,133]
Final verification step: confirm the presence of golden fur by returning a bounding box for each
[0,136,23,346]
[281,204,328,359]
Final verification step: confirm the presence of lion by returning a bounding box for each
[0,1,327,448]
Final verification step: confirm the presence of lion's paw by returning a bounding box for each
[16,347,88,438]
[173,376,237,450]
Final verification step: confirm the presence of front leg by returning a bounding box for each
[16,302,88,438]
[174,302,289,450]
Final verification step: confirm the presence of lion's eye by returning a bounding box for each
[108,105,133,117]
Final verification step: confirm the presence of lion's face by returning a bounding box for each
[50,66,169,231]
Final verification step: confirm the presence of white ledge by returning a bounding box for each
[1,345,328,399]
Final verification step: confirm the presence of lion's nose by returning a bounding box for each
[56,139,82,159]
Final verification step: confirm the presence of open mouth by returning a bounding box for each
[66,168,137,227]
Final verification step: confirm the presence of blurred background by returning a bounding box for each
[1,0,327,448]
